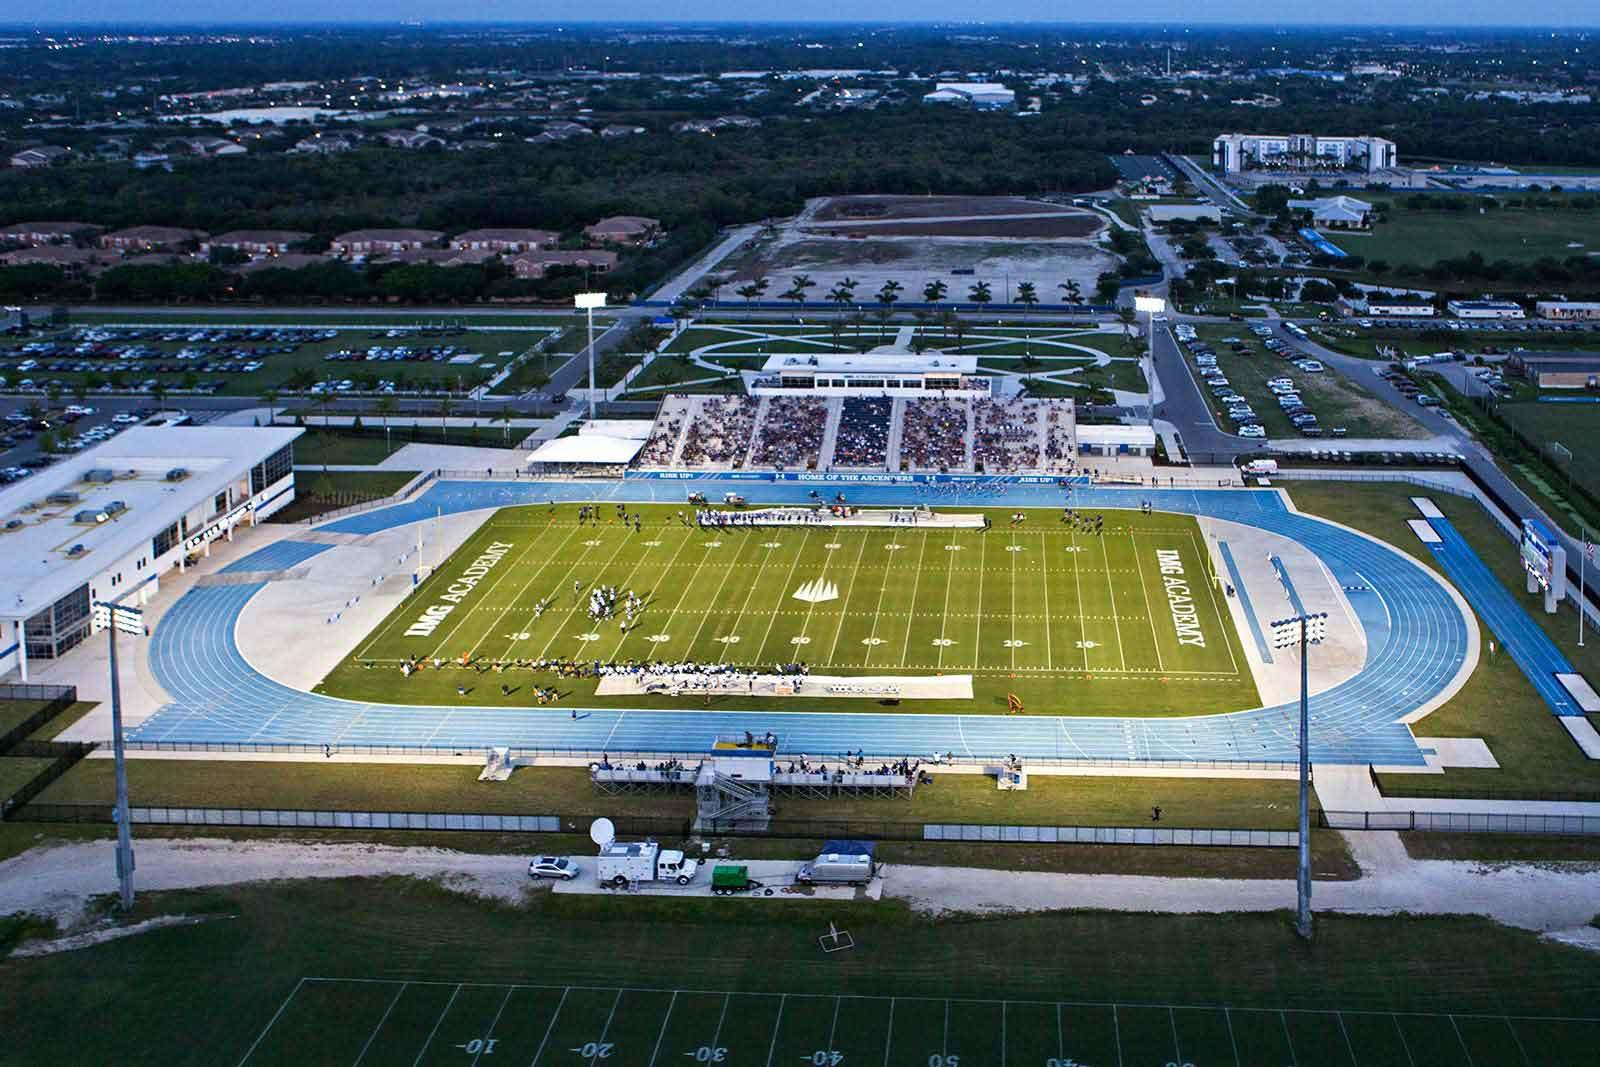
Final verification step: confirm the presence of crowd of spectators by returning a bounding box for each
[635,398,690,467]
[901,397,969,472]
[974,397,1046,472]
[680,396,757,467]
[832,397,892,468]
[750,396,828,469]
[1043,401,1078,472]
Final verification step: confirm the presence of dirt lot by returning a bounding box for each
[812,194,1073,221]
[808,214,1103,239]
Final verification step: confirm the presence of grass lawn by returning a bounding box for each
[1190,326,1426,439]
[268,470,421,525]
[1402,832,1600,863]
[0,757,53,802]
[37,760,1301,830]
[315,503,1259,717]
[1496,402,1600,505]
[1345,204,1600,268]
[2,878,1598,1065]
[624,355,743,394]
[0,699,52,738]
[1287,482,1600,794]
[288,424,521,465]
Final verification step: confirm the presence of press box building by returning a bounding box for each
[0,426,301,680]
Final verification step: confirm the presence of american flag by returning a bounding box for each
[1588,540,1596,563]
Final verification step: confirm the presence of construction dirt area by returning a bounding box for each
[719,195,1119,304]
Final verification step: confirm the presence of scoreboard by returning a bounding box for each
[1521,518,1567,601]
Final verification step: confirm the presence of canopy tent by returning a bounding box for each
[525,433,645,466]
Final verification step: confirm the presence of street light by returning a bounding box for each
[1133,294,1165,438]
[1269,609,1328,941]
[575,292,607,421]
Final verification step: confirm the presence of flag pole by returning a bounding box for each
[1581,525,1588,648]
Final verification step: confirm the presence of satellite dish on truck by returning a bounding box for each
[589,818,615,851]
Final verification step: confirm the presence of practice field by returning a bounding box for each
[1336,205,1600,268]
[319,504,1258,716]
[244,978,1599,1067]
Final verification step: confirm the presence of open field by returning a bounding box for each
[1286,482,1600,794]
[317,503,1259,716]
[1496,402,1600,504]
[2,879,1598,1066]
[1334,205,1600,266]
[812,195,1075,222]
[1189,327,1428,439]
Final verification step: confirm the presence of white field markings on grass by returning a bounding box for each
[1187,525,1241,676]
[898,530,930,669]
[645,991,679,1067]
[968,531,988,670]
[643,535,725,662]
[531,987,571,1067]
[236,976,307,1066]
[352,981,409,1066]
[468,521,597,662]
[1098,530,1128,672]
[423,520,578,663]
[934,528,959,671]
[599,525,698,664]
[533,531,639,663]
[714,532,787,665]
[1128,531,1167,674]
[587,990,624,1067]
[353,522,501,661]
[825,532,874,666]
[412,982,463,1067]
[679,530,759,663]
[527,521,669,665]
[1069,521,1089,670]
[859,528,901,669]
[472,986,516,1067]
[752,527,815,667]
[1009,529,1018,672]
[1037,531,1054,669]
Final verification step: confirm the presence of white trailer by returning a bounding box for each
[596,840,700,888]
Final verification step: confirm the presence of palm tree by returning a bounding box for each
[1116,306,1137,351]
[150,381,168,413]
[875,279,902,333]
[259,388,280,427]
[923,278,947,310]
[827,279,856,343]
[374,393,397,454]
[1015,283,1039,356]
[968,281,992,309]
[736,275,770,312]
[1059,279,1083,308]
[780,273,815,309]
[314,390,334,431]
[950,315,969,352]
[438,395,454,443]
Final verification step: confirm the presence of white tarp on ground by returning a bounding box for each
[596,672,974,700]
[525,434,645,466]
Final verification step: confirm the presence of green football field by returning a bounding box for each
[317,504,1259,716]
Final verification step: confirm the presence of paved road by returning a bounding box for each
[1148,324,1249,464]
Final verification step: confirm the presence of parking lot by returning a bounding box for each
[0,322,550,398]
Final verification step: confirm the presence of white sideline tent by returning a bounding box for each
[525,433,646,467]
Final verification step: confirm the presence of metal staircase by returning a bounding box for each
[694,764,772,832]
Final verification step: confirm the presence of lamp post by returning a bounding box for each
[1133,294,1165,439]
[1269,609,1328,941]
[93,594,139,911]
[575,292,607,422]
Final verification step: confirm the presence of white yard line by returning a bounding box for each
[679,530,752,662]
[533,530,637,662]
[1069,522,1089,670]
[825,533,873,666]
[1009,529,1018,672]
[898,530,929,668]
[970,532,988,670]
[1099,530,1128,672]
[1129,530,1167,674]
[715,535,784,666]
[1039,531,1053,669]
[599,526,697,664]
[749,528,813,668]
[934,533,959,671]
[860,531,900,669]
[422,522,571,663]
[475,522,602,661]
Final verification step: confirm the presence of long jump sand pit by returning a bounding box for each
[596,672,975,700]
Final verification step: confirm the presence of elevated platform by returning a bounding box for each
[595,672,974,700]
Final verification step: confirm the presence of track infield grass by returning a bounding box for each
[2,879,1598,1066]
[316,504,1258,717]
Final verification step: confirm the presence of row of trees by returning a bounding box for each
[724,273,1092,312]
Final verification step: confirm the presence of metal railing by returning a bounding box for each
[306,469,440,525]
[1322,810,1600,836]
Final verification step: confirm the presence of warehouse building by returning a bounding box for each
[1447,299,1526,320]
[1536,301,1600,321]
[0,426,301,681]
[1506,352,1600,390]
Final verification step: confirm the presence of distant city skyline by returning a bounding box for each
[5,4,1600,28]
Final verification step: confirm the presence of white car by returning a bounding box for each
[1238,425,1267,439]
[112,413,139,424]
[1295,360,1325,372]
[527,856,578,881]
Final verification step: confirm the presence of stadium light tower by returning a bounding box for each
[1270,610,1328,941]
[575,292,607,421]
[93,592,140,911]
[1133,294,1165,438]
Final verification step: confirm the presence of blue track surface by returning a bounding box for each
[220,539,333,574]
[129,478,1482,765]
[1425,518,1581,717]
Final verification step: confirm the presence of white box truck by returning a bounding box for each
[796,840,878,886]
[596,840,700,888]
[1241,459,1279,476]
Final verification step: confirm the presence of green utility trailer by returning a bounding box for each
[711,864,768,896]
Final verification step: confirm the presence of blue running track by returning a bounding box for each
[220,539,333,575]
[1425,518,1581,717]
[129,478,1481,765]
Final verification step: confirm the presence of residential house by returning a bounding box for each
[99,226,209,253]
[290,133,358,156]
[203,230,312,257]
[387,247,498,267]
[450,229,559,253]
[235,253,334,274]
[1288,195,1373,230]
[600,124,646,139]
[583,216,660,247]
[380,129,446,150]
[330,229,444,257]
[132,150,170,170]
[0,221,101,246]
[0,245,104,276]
[510,249,618,280]
[9,145,71,168]
[172,136,247,159]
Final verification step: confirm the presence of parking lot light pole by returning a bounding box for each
[1270,611,1328,941]
[94,594,138,911]
[575,292,607,421]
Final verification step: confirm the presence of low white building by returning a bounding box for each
[1367,302,1436,317]
[1536,301,1600,321]
[923,83,1015,110]
[1447,300,1525,320]
[750,353,990,397]
[1077,425,1156,457]
[1287,195,1372,229]
[0,426,301,681]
